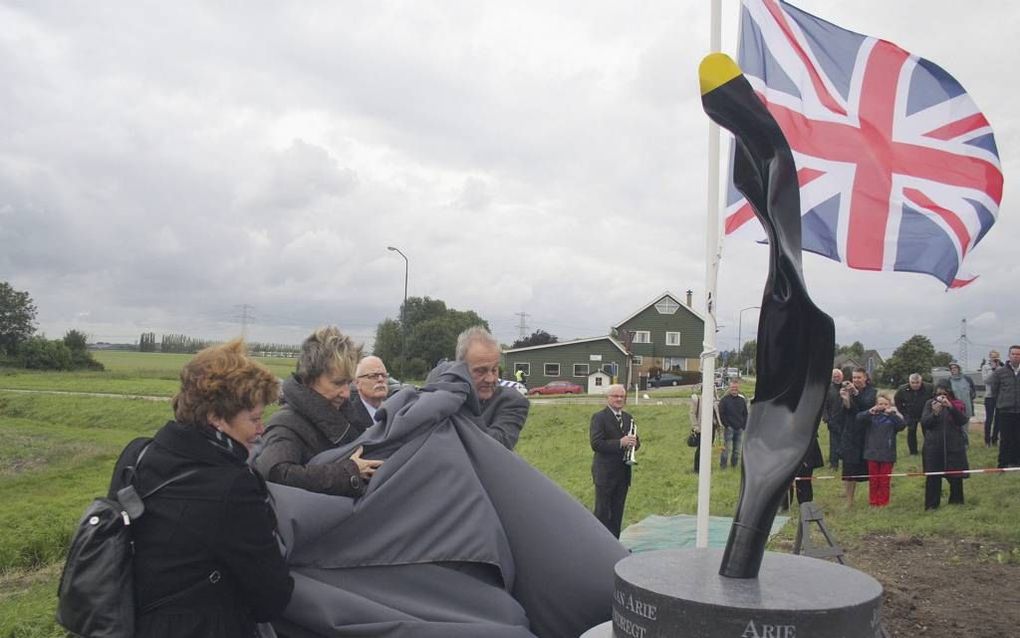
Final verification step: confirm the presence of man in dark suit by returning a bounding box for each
[590,384,639,538]
[343,355,389,431]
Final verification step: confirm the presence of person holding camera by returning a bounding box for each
[839,368,876,507]
[856,392,906,507]
[920,383,970,509]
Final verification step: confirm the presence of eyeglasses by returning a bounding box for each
[357,372,389,381]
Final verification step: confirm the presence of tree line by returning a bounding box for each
[373,296,490,379]
[723,335,957,388]
[0,282,104,370]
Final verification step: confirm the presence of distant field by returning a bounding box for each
[0,351,300,398]
[93,350,299,378]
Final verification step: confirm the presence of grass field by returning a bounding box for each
[1,361,1017,637]
[0,351,301,398]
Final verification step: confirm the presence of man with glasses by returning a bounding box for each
[345,356,390,430]
[590,384,639,538]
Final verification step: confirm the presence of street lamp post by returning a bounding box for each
[387,246,409,367]
[737,305,760,376]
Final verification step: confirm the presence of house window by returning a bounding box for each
[594,376,604,387]
[513,362,530,376]
[632,355,643,365]
[632,330,651,344]
[544,363,560,377]
[602,363,617,376]
[654,298,680,314]
[666,331,681,346]
[664,357,687,371]
[573,363,589,377]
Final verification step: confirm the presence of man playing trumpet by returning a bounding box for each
[590,384,639,538]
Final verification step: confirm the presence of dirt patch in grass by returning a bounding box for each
[1,457,50,476]
[844,533,1020,637]
[0,563,61,602]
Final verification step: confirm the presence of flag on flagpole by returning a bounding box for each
[726,0,1003,288]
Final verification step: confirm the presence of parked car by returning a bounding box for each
[528,381,584,395]
[498,379,529,396]
[649,373,684,387]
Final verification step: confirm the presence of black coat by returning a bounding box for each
[343,391,377,432]
[895,382,933,424]
[920,400,970,477]
[718,393,748,431]
[839,386,877,464]
[590,407,638,486]
[823,382,845,428]
[109,422,293,637]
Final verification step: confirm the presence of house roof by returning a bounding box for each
[611,290,706,329]
[502,335,629,355]
[834,350,885,370]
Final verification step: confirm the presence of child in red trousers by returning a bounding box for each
[856,393,906,506]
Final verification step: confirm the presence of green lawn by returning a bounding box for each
[1,386,1016,637]
[0,351,300,398]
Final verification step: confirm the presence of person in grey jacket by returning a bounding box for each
[981,350,1003,446]
[989,345,1020,468]
[455,326,530,449]
[254,326,382,496]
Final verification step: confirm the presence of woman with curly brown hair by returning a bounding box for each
[108,339,293,637]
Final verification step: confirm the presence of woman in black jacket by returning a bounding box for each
[920,384,970,510]
[253,326,382,496]
[109,340,293,637]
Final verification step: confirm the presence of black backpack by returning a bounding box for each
[56,439,199,638]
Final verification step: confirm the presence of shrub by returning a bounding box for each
[19,337,73,370]
[16,335,105,371]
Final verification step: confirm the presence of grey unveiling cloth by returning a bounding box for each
[267,362,626,638]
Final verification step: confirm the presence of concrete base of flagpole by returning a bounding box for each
[580,548,883,638]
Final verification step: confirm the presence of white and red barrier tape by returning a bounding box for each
[793,466,1020,481]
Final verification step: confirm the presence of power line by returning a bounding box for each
[234,304,255,339]
[956,318,969,369]
[514,311,530,340]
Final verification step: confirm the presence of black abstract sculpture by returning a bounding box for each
[700,54,836,579]
[579,55,880,638]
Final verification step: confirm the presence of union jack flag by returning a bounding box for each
[726,0,1003,288]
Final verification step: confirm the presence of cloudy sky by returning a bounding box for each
[1,1,1016,367]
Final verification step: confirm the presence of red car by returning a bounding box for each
[528,381,584,395]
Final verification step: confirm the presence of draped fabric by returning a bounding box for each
[264,362,627,637]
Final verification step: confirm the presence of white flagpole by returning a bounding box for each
[696,0,724,550]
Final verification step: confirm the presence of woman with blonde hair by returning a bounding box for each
[108,339,293,637]
[254,326,382,496]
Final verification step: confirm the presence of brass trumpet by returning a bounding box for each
[623,418,637,466]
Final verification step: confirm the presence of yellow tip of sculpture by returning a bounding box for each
[699,53,742,95]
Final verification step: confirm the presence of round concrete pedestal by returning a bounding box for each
[581,548,882,637]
